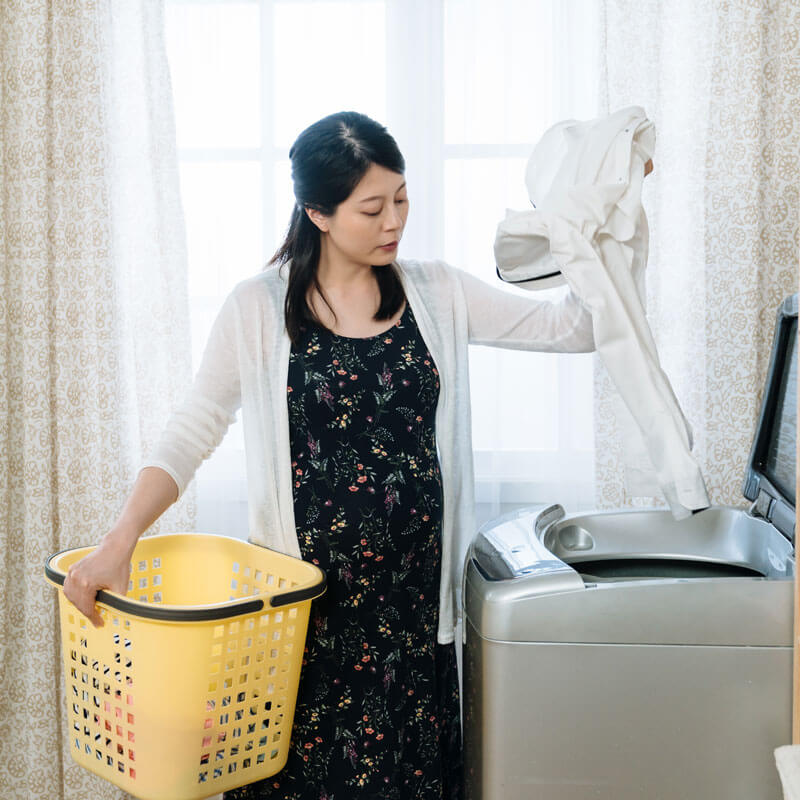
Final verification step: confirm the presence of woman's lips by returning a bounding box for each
[379,241,398,251]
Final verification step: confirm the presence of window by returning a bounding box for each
[164,0,599,537]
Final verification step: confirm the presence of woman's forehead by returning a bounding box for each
[352,165,406,202]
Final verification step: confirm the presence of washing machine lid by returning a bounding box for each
[742,293,797,544]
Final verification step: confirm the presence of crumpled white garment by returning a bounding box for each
[494,105,710,518]
[775,746,800,800]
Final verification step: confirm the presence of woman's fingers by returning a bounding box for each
[644,158,654,177]
[64,563,105,627]
[63,545,131,628]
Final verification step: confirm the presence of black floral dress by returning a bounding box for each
[224,299,464,800]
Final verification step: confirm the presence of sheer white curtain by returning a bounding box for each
[1,2,192,798]
[163,0,601,540]
[594,0,800,510]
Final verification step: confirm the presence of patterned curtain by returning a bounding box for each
[595,0,800,509]
[0,2,194,798]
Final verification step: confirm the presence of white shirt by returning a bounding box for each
[141,258,595,644]
[494,106,710,518]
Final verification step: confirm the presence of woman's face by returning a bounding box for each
[308,163,409,268]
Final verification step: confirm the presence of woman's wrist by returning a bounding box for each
[100,523,142,555]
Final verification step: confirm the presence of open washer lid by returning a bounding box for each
[742,293,797,543]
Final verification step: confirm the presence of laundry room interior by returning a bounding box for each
[2,1,800,799]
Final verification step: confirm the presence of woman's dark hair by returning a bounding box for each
[267,111,407,346]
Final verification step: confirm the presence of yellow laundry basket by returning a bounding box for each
[45,533,327,800]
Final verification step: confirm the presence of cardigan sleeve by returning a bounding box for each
[451,264,596,352]
[139,289,243,498]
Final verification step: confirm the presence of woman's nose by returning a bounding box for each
[384,205,403,230]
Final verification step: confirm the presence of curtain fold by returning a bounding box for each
[0,2,194,798]
[594,0,800,509]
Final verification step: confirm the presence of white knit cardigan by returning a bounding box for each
[141,258,595,644]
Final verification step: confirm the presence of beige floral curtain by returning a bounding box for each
[595,0,800,509]
[0,2,194,798]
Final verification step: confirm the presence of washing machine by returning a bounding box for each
[462,294,797,800]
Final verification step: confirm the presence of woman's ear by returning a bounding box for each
[305,206,329,232]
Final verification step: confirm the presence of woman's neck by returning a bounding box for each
[315,237,374,292]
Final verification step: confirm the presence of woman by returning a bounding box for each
[63,111,602,799]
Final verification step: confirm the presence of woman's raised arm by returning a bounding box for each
[452,265,595,353]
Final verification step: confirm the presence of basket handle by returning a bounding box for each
[45,553,327,622]
[267,575,327,608]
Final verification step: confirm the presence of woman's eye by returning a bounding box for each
[365,199,405,217]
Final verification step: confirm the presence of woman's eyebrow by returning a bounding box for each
[358,182,407,203]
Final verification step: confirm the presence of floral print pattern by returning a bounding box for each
[224,301,464,800]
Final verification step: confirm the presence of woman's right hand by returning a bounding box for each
[63,530,135,628]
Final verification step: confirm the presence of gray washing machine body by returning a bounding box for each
[463,295,797,800]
